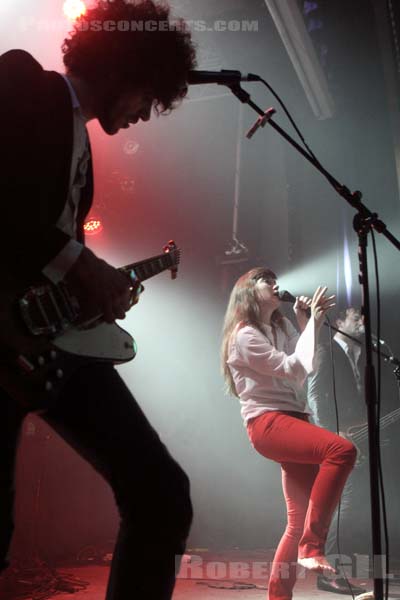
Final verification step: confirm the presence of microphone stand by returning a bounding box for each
[227,82,400,600]
[325,324,400,368]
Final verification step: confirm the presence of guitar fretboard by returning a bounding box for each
[120,251,178,282]
[19,245,180,337]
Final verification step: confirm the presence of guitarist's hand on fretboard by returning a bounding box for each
[66,247,133,323]
[127,280,144,307]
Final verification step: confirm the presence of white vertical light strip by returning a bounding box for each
[336,246,341,301]
[343,229,353,306]
[264,0,335,119]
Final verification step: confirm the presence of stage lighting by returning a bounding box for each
[264,0,335,119]
[63,0,87,21]
[84,217,103,236]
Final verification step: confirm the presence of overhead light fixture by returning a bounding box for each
[264,0,335,119]
[63,0,87,22]
[84,216,103,236]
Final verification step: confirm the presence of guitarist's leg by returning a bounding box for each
[41,363,192,600]
[0,387,26,573]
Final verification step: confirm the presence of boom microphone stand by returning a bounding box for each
[226,81,400,600]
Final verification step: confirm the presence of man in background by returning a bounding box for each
[308,307,367,595]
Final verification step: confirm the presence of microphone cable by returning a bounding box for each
[256,76,320,165]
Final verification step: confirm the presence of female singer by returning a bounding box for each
[221,267,357,600]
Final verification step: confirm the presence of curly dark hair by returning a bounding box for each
[62,0,196,113]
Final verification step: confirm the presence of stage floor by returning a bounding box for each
[10,550,399,600]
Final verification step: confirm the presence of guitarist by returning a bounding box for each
[0,1,196,599]
[307,307,368,595]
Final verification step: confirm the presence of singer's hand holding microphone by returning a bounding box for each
[278,286,336,328]
[293,295,313,332]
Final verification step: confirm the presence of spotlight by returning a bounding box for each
[84,217,103,236]
[63,0,87,21]
[264,0,335,119]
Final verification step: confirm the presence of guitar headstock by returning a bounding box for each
[163,240,180,280]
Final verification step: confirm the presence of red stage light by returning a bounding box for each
[63,0,87,21]
[84,217,103,236]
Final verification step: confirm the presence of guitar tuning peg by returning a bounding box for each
[163,240,177,253]
[50,350,57,360]
[45,381,53,392]
[162,240,179,279]
[38,356,46,366]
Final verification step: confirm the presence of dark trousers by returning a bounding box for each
[0,363,192,600]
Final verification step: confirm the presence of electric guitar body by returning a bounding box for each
[0,241,180,409]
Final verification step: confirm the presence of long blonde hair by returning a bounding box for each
[221,267,286,397]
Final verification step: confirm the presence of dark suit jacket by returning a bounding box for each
[0,49,93,288]
[307,340,366,431]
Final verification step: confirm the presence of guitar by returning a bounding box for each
[0,241,180,408]
[346,407,400,465]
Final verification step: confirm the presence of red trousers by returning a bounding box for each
[247,411,357,600]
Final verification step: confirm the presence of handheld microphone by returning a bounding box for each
[278,290,311,317]
[187,70,260,86]
[277,290,296,303]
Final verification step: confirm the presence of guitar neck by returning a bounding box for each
[350,406,400,445]
[120,252,176,282]
[16,243,180,339]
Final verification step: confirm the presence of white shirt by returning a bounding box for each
[42,74,89,283]
[227,317,317,425]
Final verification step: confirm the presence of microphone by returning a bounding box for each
[278,290,311,317]
[371,334,385,347]
[278,294,387,347]
[277,290,296,303]
[187,70,260,86]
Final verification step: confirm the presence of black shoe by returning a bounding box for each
[317,574,366,595]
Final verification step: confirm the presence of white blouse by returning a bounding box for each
[227,316,317,424]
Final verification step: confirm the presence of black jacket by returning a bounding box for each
[0,49,93,288]
[307,340,365,431]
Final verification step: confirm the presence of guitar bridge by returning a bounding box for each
[19,282,80,336]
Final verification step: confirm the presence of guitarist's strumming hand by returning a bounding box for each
[66,247,141,323]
